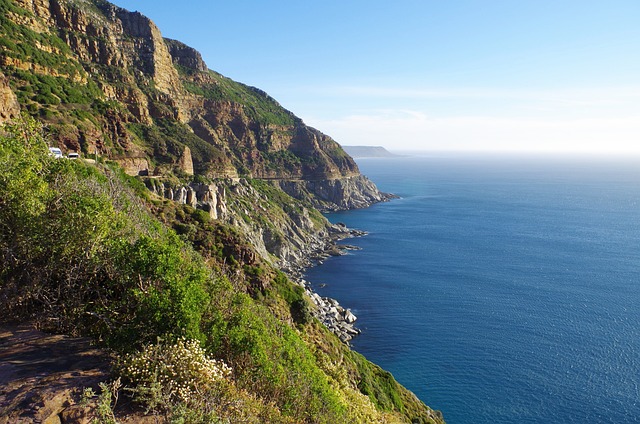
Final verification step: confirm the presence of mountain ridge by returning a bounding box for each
[1,0,375,190]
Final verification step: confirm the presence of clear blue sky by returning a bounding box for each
[111,0,640,154]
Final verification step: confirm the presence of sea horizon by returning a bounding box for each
[385,148,640,160]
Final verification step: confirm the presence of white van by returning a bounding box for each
[48,147,63,158]
[67,152,79,159]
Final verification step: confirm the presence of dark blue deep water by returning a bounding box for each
[304,154,640,424]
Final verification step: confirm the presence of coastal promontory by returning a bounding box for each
[343,145,399,158]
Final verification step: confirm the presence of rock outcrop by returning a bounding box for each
[148,179,227,220]
[0,325,110,424]
[117,156,150,176]
[0,73,19,124]
[165,38,208,72]
[306,288,361,343]
[147,176,369,342]
[278,174,396,211]
[147,178,334,269]
[177,146,194,175]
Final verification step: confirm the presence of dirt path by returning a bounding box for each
[0,325,110,424]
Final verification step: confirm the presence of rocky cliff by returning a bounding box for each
[0,72,20,121]
[0,0,385,210]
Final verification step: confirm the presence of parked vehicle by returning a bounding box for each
[48,147,63,158]
[67,152,79,159]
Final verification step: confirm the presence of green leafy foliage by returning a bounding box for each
[0,117,50,225]
[128,119,228,174]
[0,117,206,348]
[0,118,351,422]
[105,234,209,346]
[207,293,346,422]
[6,68,103,107]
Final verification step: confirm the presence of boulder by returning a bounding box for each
[344,309,357,324]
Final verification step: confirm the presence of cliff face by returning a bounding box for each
[0,0,394,320]
[0,72,20,122]
[279,174,396,211]
[146,177,352,272]
[1,0,374,205]
[0,0,394,292]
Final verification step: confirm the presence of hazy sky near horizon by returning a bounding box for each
[111,0,640,154]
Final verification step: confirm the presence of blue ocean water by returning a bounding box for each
[304,154,640,424]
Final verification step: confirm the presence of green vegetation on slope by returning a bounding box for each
[181,67,298,127]
[127,119,230,175]
[0,116,443,423]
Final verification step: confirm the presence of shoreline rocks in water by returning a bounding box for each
[287,222,367,344]
[307,288,361,343]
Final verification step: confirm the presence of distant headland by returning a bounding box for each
[342,145,399,158]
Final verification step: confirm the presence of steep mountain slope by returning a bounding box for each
[0,0,385,209]
[0,0,444,422]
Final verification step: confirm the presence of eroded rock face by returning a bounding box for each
[5,0,392,257]
[116,157,150,176]
[147,178,341,270]
[0,74,20,124]
[13,0,187,122]
[5,0,373,185]
[278,175,396,211]
[178,146,194,176]
[165,38,208,72]
[111,7,184,107]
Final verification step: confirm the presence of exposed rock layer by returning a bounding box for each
[279,175,396,211]
[147,178,335,268]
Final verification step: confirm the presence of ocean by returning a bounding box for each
[304,154,640,424]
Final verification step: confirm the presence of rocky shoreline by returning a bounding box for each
[285,223,368,344]
[304,281,361,344]
[146,177,384,344]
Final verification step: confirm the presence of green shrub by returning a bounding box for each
[0,117,208,350]
[191,208,210,224]
[208,293,346,422]
[103,234,209,348]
